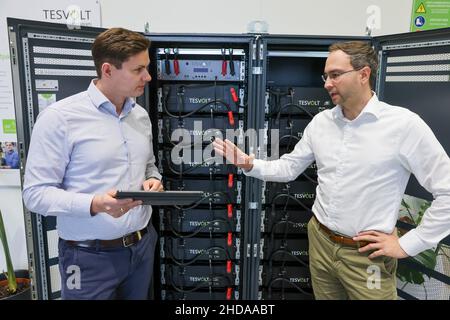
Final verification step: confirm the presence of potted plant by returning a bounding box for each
[397,197,449,299]
[0,209,31,300]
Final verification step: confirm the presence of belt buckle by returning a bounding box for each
[122,234,134,247]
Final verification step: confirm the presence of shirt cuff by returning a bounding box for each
[242,159,263,178]
[398,229,431,257]
[147,173,162,181]
[71,193,95,218]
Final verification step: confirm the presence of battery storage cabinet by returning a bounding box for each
[151,41,251,300]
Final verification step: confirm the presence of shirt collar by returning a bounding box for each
[332,92,380,122]
[87,80,136,117]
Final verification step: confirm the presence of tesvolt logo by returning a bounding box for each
[66,265,81,290]
[187,129,204,136]
[289,277,309,283]
[189,221,208,227]
[42,6,93,30]
[291,250,308,256]
[294,193,315,199]
[189,249,207,255]
[186,162,211,167]
[189,276,211,282]
[298,100,321,107]
[189,97,212,104]
[292,222,307,229]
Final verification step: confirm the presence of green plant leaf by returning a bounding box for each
[413,249,437,270]
[401,199,411,210]
[0,210,17,293]
[397,263,425,284]
[415,201,431,225]
[396,199,438,286]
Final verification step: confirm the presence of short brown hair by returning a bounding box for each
[91,28,150,78]
[329,41,378,89]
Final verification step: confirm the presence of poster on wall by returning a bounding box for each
[0,141,19,169]
[0,0,101,143]
[410,0,450,31]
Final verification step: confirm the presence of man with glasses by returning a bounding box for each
[213,41,450,299]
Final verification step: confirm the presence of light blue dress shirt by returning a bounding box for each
[4,150,19,169]
[23,80,161,241]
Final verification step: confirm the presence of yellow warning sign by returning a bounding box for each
[416,3,426,13]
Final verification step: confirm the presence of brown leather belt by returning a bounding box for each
[313,216,370,248]
[64,226,149,249]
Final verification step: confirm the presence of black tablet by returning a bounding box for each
[115,190,204,205]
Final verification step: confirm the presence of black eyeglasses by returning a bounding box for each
[321,69,360,83]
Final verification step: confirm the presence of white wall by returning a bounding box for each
[99,0,413,36]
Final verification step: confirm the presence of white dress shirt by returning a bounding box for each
[245,94,450,256]
[23,81,161,240]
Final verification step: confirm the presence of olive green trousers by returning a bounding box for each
[307,216,397,300]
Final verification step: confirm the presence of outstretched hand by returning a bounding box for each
[212,138,254,171]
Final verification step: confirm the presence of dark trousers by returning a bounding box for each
[58,225,158,300]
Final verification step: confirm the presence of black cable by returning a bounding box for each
[279,134,300,144]
[267,248,309,268]
[162,85,233,119]
[166,273,233,294]
[271,193,313,213]
[166,155,220,175]
[163,130,213,147]
[267,277,313,298]
[174,191,233,210]
[267,88,289,115]
[275,103,315,120]
[269,219,307,235]
[286,115,296,154]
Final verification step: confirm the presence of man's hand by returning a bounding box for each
[353,229,409,259]
[142,178,164,191]
[91,189,142,218]
[212,138,254,171]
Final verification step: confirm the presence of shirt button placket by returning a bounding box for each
[120,118,132,187]
[332,123,349,216]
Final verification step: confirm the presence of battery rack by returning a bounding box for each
[257,42,334,300]
[152,45,249,300]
